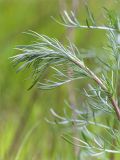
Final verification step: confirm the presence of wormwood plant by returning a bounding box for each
[11,5,120,160]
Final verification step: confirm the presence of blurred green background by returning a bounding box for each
[0,0,119,159]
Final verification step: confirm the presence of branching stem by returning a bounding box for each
[71,57,120,120]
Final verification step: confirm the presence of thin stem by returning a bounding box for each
[63,24,115,31]
[71,57,120,120]
[111,98,120,120]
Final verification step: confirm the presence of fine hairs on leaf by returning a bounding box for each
[11,4,120,159]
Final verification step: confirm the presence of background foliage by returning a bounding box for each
[0,0,119,159]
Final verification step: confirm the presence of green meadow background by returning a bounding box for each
[0,0,119,159]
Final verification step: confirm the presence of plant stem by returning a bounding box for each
[111,98,120,120]
[72,57,120,120]
[65,24,115,31]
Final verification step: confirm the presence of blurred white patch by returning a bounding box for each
[117,34,120,44]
